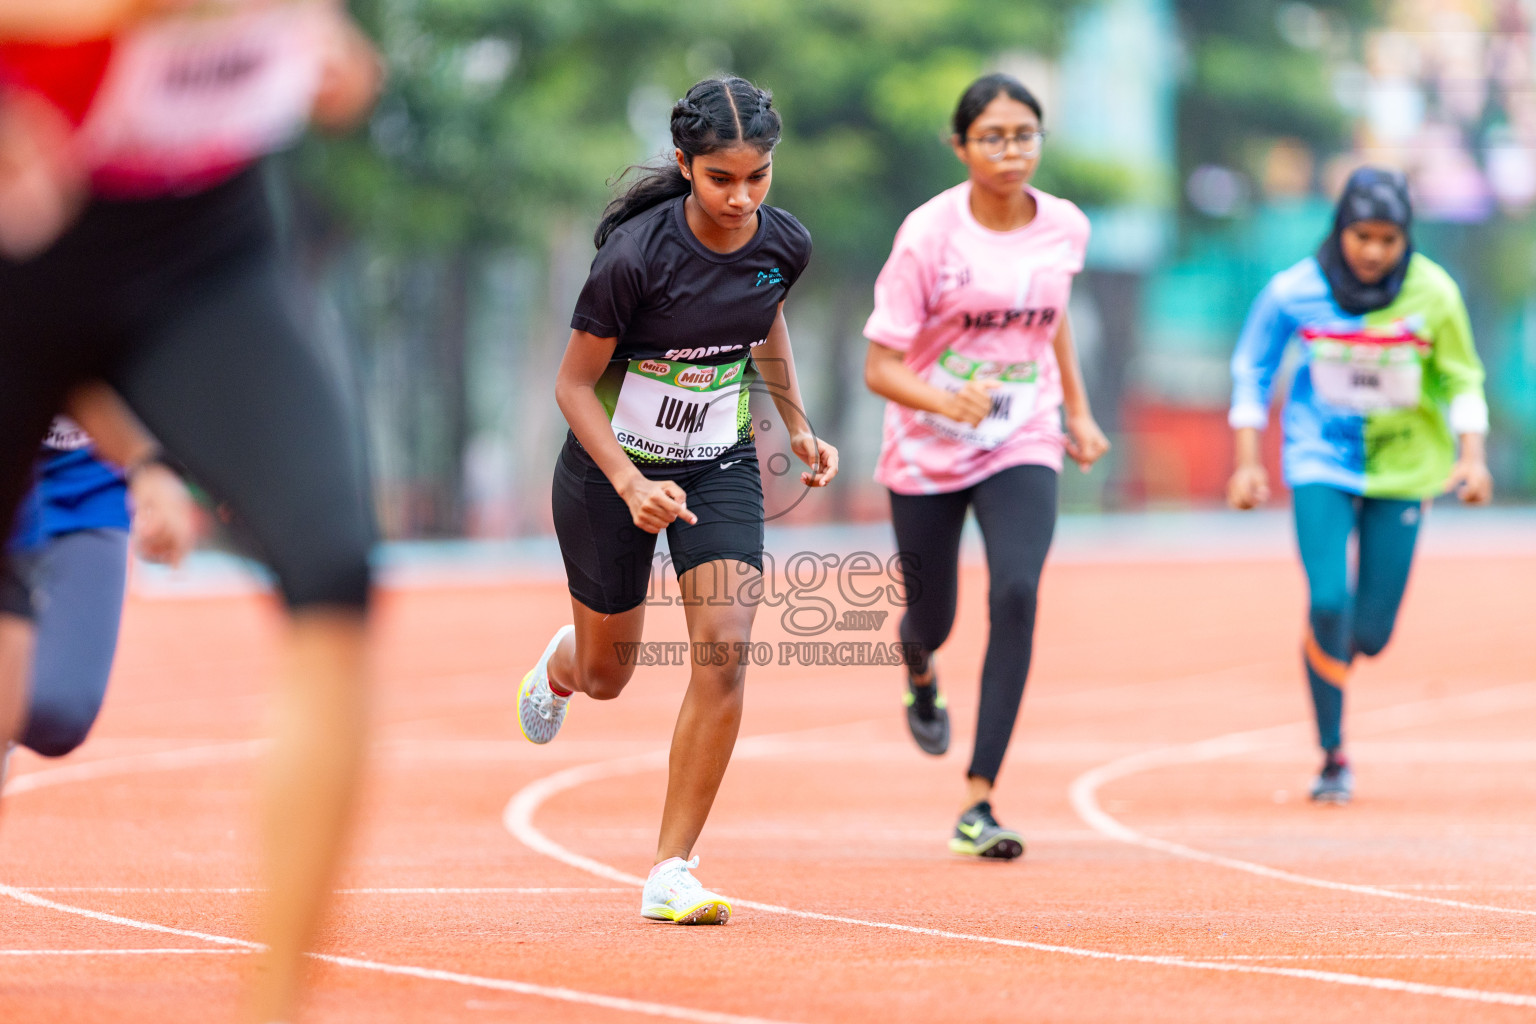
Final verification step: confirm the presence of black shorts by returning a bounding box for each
[552,435,764,614]
[0,551,33,619]
[0,165,375,611]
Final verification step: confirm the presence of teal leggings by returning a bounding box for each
[1293,485,1422,753]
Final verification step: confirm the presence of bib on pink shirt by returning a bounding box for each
[864,182,1089,495]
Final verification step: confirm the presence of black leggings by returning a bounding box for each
[0,167,374,611]
[889,464,1057,783]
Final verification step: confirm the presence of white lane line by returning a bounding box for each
[3,884,792,1024]
[1,747,804,1023]
[1376,885,1536,892]
[502,723,1536,1010]
[0,885,262,948]
[565,826,1109,843]
[308,953,800,1024]
[334,887,627,895]
[1068,681,1536,918]
[1,883,801,1024]
[0,948,249,956]
[4,740,266,796]
[12,887,628,895]
[2,885,795,1023]
[1183,954,1536,962]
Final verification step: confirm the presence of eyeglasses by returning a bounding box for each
[966,130,1047,160]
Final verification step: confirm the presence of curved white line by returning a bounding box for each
[0,948,249,956]
[9,886,628,895]
[502,721,1536,1009]
[1,881,800,1024]
[0,885,261,948]
[4,741,266,797]
[0,744,803,1024]
[308,952,799,1024]
[1068,681,1536,917]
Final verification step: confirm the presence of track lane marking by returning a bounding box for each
[11,886,628,895]
[503,722,1536,1010]
[2,745,804,1023]
[1068,681,1536,918]
[0,948,249,956]
[0,881,803,1024]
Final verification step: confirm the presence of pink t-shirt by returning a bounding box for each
[865,182,1090,495]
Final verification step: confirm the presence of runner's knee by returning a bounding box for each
[20,690,101,757]
[899,609,953,655]
[988,572,1040,626]
[1352,617,1395,658]
[577,655,636,701]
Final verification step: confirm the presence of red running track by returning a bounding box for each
[2,551,1535,1022]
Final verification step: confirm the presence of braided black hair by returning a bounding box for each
[595,76,783,249]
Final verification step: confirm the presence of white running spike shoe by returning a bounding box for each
[641,856,732,925]
[518,625,575,745]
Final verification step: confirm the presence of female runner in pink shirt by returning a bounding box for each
[864,73,1110,859]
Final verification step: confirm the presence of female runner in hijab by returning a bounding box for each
[1226,167,1492,804]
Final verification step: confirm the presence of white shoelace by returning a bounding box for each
[655,856,704,895]
[529,678,568,720]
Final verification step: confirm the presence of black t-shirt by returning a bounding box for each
[567,197,812,466]
[572,196,812,359]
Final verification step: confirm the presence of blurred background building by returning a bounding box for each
[280,0,1536,539]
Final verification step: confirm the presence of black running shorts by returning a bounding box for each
[0,165,376,611]
[551,435,764,614]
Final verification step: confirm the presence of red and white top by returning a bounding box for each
[0,1,327,197]
[864,181,1090,495]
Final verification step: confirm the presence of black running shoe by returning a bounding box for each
[949,800,1025,860]
[1310,755,1354,805]
[903,675,950,756]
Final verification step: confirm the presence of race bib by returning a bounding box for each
[916,348,1038,450]
[43,416,92,452]
[1303,327,1428,413]
[609,357,750,462]
[80,2,327,186]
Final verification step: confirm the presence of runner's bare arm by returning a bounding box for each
[63,381,158,470]
[310,6,385,132]
[1050,313,1109,471]
[0,0,153,40]
[1445,431,1493,505]
[63,381,197,565]
[753,303,838,487]
[863,338,995,427]
[1227,427,1270,510]
[554,329,696,531]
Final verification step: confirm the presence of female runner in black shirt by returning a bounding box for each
[518,76,837,925]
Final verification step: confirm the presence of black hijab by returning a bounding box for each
[1315,167,1414,315]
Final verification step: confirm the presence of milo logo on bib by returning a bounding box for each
[676,366,718,389]
[917,347,1040,450]
[1303,325,1429,413]
[609,356,752,463]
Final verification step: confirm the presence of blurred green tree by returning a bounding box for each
[1171,0,1376,218]
[293,0,1092,534]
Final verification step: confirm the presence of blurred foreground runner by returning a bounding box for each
[0,3,383,1020]
[1,402,195,774]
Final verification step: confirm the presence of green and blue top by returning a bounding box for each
[1229,253,1487,499]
